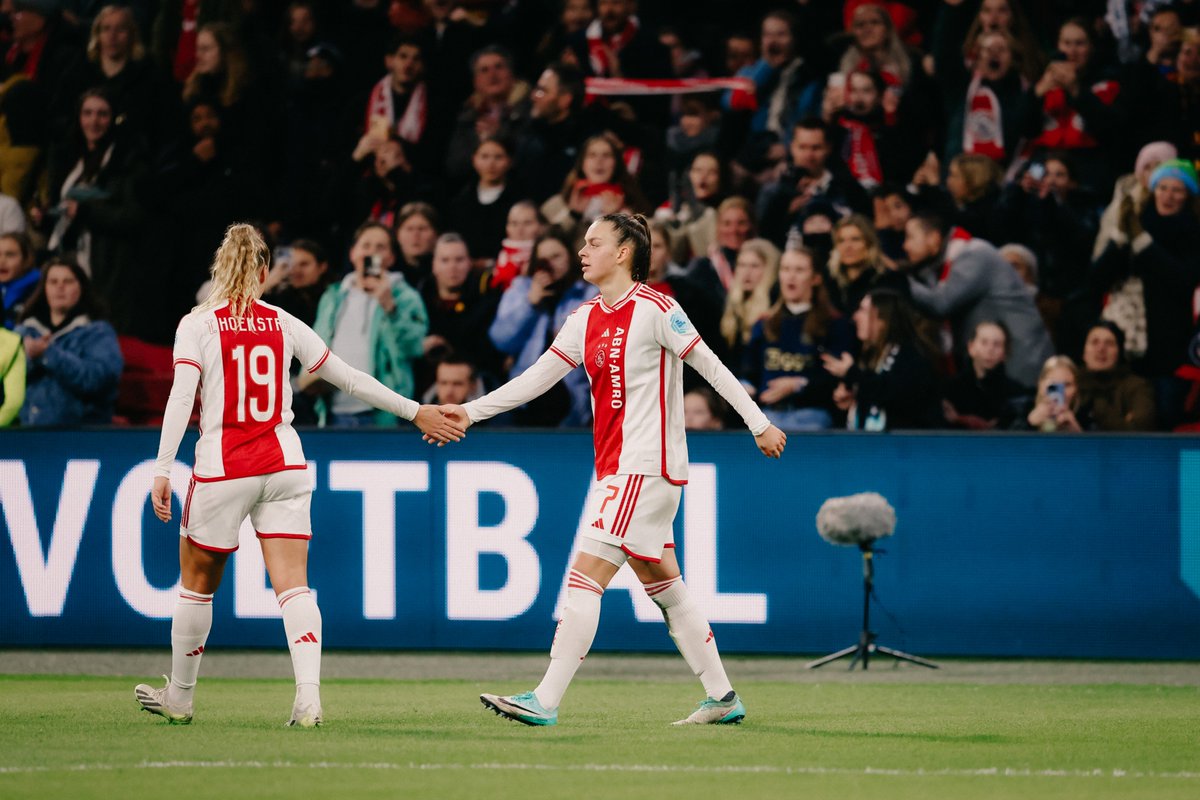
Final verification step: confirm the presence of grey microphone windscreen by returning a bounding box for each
[816,492,896,546]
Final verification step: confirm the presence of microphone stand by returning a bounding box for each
[804,541,938,671]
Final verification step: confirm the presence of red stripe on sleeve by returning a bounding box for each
[636,288,670,311]
[549,346,577,368]
[174,358,202,371]
[679,336,702,359]
[307,348,331,373]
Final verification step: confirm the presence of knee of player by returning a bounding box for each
[643,575,684,608]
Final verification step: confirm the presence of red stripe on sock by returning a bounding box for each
[646,578,678,597]
[278,589,311,608]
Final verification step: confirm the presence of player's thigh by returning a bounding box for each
[181,476,261,553]
[626,546,682,585]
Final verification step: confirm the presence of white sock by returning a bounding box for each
[646,577,734,700]
[169,588,213,703]
[533,569,603,710]
[279,586,322,706]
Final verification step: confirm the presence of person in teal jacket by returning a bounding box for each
[310,222,427,426]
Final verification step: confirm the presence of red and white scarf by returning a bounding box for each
[837,117,883,188]
[491,238,533,291]
[585,76,757,110]
[586,16,638,77]
[1033,80,1119,151]
[962,73,1006,161]
[365,76,428,144]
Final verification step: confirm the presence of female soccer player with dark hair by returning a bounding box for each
[136,224,463,727]
[436,212,786,727]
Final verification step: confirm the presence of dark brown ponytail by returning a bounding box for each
[599,212,652,282]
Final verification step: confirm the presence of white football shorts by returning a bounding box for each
[579,473,682,563]
[181,469,312,553]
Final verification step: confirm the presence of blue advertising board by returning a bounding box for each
[2,430,1198,658]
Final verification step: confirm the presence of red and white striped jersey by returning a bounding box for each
[548,283,702,483]
[172,299,331,482]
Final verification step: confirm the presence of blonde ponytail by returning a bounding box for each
[194,223,269,318]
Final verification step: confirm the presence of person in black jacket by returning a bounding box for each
[1091,158,1200,426]
[822,287,942,431]
[36,88,147,335]
[756,118,870,246]
[82,5,178,162]
[448,135,520,263]
[417,233,503,392]
[942,320,1029,430]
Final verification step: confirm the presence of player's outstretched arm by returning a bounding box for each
[683,338,782,454]
[413,404,467,444]
[755,425,787,459]
[313,350,465,441]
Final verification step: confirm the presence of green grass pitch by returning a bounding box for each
[1,672,1198,799]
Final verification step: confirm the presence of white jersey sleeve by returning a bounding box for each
[545,301,590,368]
[154,315,204,478]
[287,310,333,374]
[684,338,771,436]
[654,302,704,359]
[172,313,204,371]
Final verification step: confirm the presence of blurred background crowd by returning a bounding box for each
[2,0,1199,434]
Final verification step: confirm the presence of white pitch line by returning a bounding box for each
[0,762,1198,779]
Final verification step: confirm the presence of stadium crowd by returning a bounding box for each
[1,0,1198,433]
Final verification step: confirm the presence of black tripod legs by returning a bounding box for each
[804,632,939,670]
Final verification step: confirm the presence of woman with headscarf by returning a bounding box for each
[1077,321,1156,431]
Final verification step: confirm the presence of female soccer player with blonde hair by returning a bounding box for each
[136,224,463,727]
[437,212,786,726]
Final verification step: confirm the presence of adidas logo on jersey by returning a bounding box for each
[591,518,605,530]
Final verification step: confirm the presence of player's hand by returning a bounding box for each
[422,403,473,446]
[755,425,786,459]
[414,404,467,444]
[151,476,172,523]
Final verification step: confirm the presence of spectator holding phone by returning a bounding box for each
[489,230,596,426]
[265,239,331,327]
[1023,354,1094,432]
[311,221,427,427]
